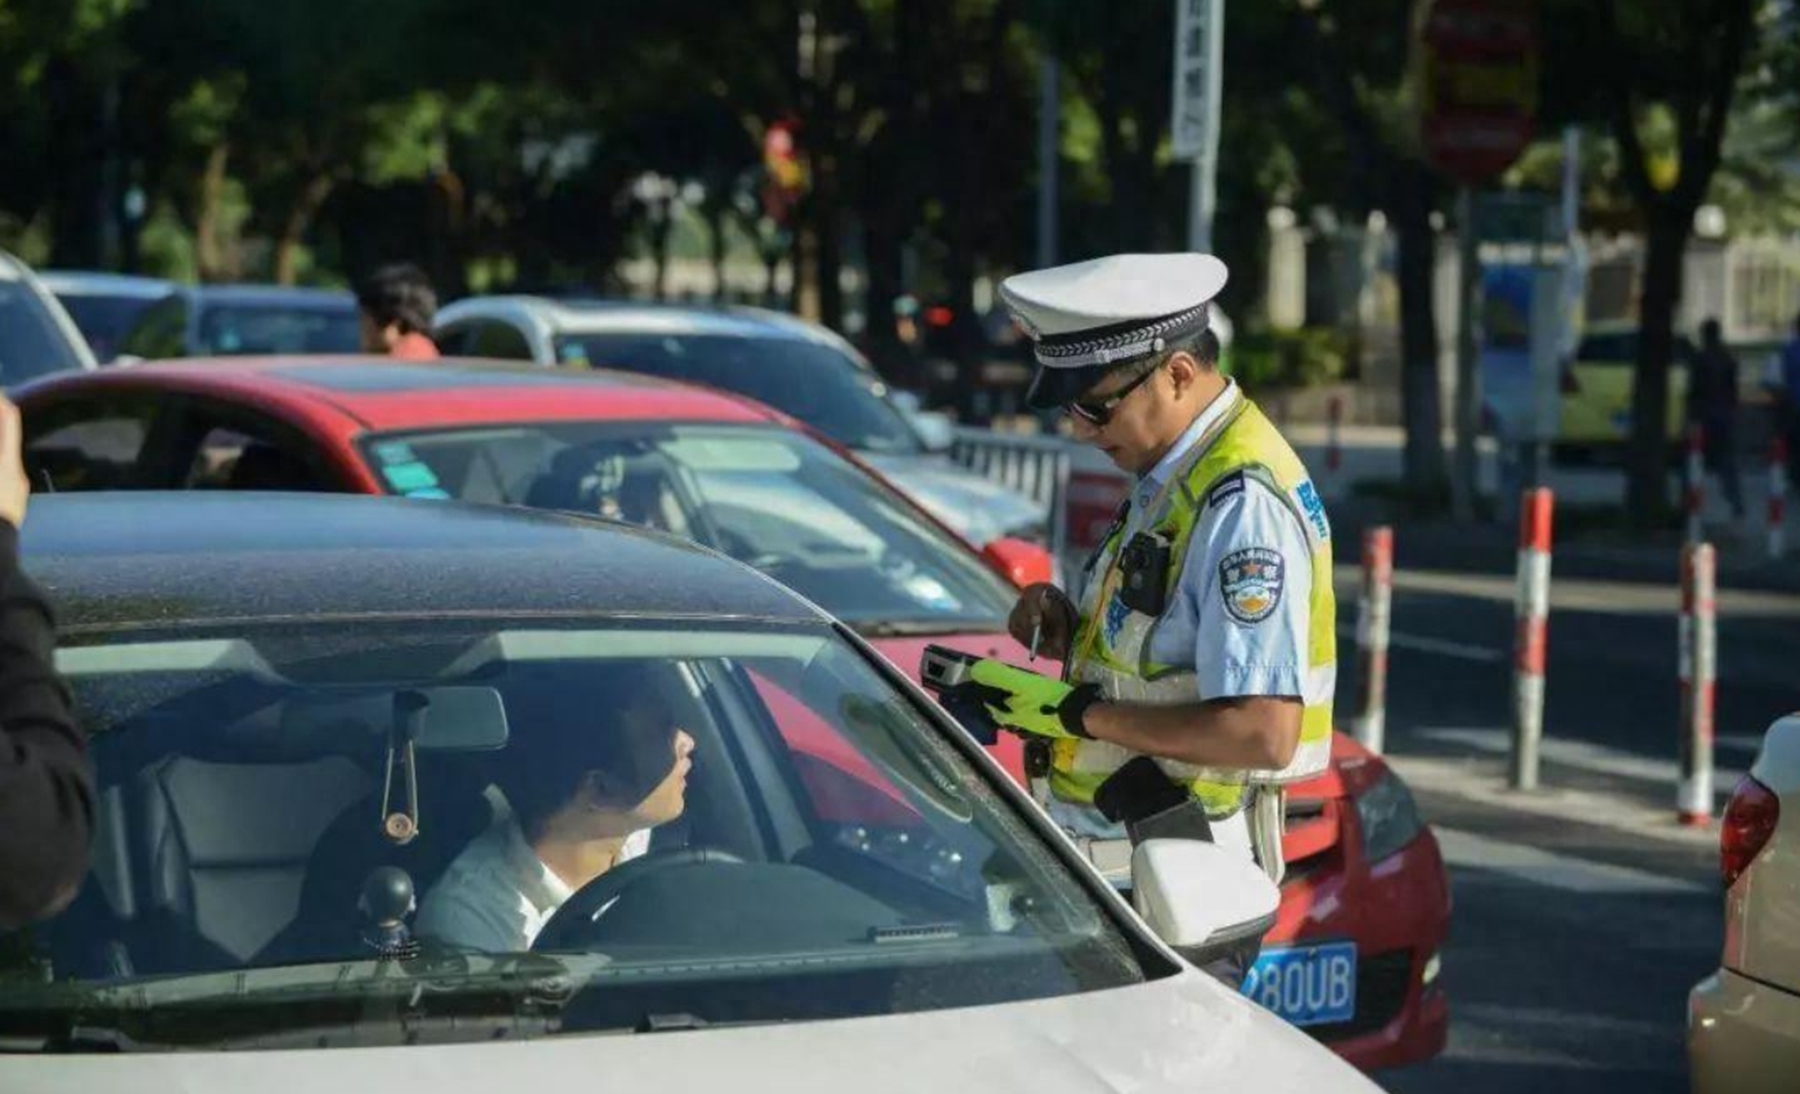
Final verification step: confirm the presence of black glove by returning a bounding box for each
[937,681,1011,746]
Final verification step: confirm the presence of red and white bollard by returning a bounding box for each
[1354,526,1394,755]
[1770,436,1788,560]
[1678,542,1718,826]
[1327,395,1343,475]
[1512,488,1554,791]
[1685,423,1707,545]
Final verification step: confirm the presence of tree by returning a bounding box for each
[1289,0,1449,496]
[1581,0,1759,517]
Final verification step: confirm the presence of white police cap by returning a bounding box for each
[1000,253,1228,409]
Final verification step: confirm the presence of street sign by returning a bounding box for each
[1170,0,1224,162]
[1421,0,1538,184]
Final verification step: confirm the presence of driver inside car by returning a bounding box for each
[416,684,697,952]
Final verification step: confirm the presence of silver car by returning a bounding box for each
[0,251,98,386]
[434,296,1046,548]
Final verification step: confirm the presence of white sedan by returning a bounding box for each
[1,492,1376,1093]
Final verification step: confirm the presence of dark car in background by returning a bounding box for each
[0,250,98,386]
[35,270,175,363]
[115,284,360,361]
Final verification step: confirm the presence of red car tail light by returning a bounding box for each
[1721,775,1780,888]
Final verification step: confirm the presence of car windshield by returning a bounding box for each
[0,281,87,383]
[54,293,169,361]
[554,331,923,454]
[0,619,1156,1050]
[198,303,360,355]
[357,423,1016,631]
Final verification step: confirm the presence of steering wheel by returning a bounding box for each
[531,847,746,952]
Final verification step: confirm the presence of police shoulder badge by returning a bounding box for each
[1218,547,1285,624]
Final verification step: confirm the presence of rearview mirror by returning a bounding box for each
[281,686,511,752]
[1131,839,1278,964]
[982,537,1054,588]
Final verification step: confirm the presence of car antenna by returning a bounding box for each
[37,470,54,494]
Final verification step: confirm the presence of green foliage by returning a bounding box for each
[1226,326,1353,390]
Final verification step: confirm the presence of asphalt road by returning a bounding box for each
[1328,554,1800,1092]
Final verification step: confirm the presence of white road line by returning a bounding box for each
[1433,827,1710,895]
[1333,623,1506,664]
[1417,727,1747,790]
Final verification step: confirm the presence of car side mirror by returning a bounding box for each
[1130,838,1279,965]
[982,537,1055,588]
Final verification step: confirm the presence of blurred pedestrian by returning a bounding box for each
[356,263,440,361]
[0,396,93,929]
[1778,311,1800,492]
[1687,318,1745,520]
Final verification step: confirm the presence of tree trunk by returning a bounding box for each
[705,195,729,302]
[650,203,673,301]
[195,144,231,282]
[274,173,334,286]
[1393,160,1448,491]
[1626,204,1687,519]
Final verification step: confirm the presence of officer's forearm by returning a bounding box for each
[1083,696,1302,770]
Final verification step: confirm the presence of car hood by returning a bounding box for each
[860,452,1045,545]
[0,969,1377,1094]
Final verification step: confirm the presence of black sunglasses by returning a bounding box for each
[1065,361,1163,426]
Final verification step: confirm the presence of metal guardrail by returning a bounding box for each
[948,428,1131,579]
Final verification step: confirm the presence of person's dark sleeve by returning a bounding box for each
[0,523,93,929]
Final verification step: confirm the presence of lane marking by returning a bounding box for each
[1434,827,1710,895]
[1334,623,1506,664]
[1388,754,1718,850]
[1417,727,1747,790]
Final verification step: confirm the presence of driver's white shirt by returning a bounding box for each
[417,815,651,951]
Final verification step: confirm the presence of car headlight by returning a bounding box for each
[1355,768,1425,865]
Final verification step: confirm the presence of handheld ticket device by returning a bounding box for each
[919,645,998,745]
[919,644,983,694]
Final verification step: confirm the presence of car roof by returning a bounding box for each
[36,271,176,298]
[443,295,847,347]
[0,250,30,281]
[23,493,821,633]
[16,357,788,432]
[180,284,356,308]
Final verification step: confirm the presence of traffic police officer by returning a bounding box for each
[957,252,1336,889]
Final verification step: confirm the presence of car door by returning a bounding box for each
[22,392,173,490]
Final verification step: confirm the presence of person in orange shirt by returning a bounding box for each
[356,263,441,360]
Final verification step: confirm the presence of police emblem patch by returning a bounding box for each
[1218,547,1285,624]
[1104,594,1131,644]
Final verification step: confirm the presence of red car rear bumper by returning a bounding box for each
[1270,804,1451,1072]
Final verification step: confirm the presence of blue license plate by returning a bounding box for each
[1241,941,1357,1027]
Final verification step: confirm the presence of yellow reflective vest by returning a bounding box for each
[1058,396,1336,821]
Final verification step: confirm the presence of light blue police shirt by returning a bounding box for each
[1096,380,1319,703]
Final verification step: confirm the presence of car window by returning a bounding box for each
[0,620,1155,1049]
[173,409,334,492]
[54,293,170,362]
[554,332,923,454]
[433,321,478,356]
[0,280,89,382]
[468,320,534,360]
[117,295,189,359]
[358,423,1016,629]
[23,398,160,490]
[196,303,360,355]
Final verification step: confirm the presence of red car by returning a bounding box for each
[16,357,1448,1071]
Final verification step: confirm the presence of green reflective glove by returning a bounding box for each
[967,660,1099,740]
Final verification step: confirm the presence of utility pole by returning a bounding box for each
[1172,0,1224,252]
[1452,186,1480,522]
